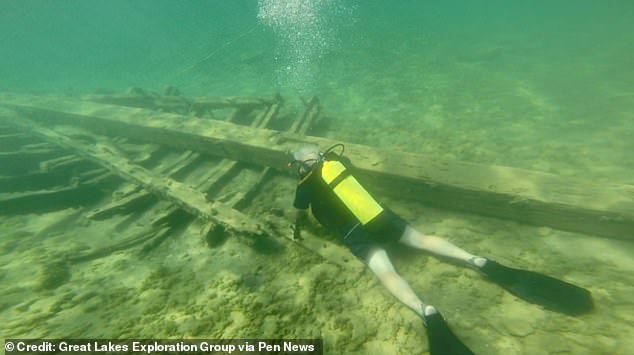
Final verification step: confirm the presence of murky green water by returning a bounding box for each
[1,1,633,354]
[1,1,633,179]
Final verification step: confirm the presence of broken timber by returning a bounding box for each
[2,93,633,240]
[86,91,276,113]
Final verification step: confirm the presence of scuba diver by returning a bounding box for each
[289,143,593,355]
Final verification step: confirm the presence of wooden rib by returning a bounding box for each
[0,167,107,194]
[201,160,243,196]
[251,94,282,128]
[67,225,172,263]
[0,170,78,193]
[86,190,156,220]
[74,163,204,261]
[231,168,275,210]
[225,107,251,123]
[232,96,313,210]
[0,147,60,156]
[196,97,283,248]
[288,96,319,134]
[39,155,84,172]
[0,151,70,176]
[297,96,320,135]
[87,150,201,220]
[0,169,111,212]
[151,150,201,178]
[195,96,281,203]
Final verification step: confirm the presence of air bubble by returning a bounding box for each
[257,0,354,96]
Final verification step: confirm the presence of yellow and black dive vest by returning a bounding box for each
[320,159,384,225]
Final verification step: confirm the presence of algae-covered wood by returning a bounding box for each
[2,93,633,240]
[86,92,278,111]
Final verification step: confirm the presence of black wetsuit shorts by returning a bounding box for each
[338,209,408,261]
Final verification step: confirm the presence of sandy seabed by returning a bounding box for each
[1,180,633,355]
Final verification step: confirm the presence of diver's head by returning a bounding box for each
[290,143,322,176]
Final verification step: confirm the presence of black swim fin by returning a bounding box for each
[424,311,475,355]
[480,259,594,316]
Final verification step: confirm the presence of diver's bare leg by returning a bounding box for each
[367,248,475,353]
[399,225,486,267]
[366,248,437,317]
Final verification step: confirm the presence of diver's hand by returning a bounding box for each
[291,223,302,240]
[292,209,308,240]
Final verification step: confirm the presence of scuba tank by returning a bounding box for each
[318,144,384,225]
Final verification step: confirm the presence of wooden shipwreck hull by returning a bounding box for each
[0,90,632,272]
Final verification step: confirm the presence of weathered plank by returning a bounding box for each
[0,169,112,214]
[85,92,276,113]
[2,94,634,240]
[87,150,199,220]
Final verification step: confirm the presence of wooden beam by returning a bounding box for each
[84,92,277,113]
[2,94,634,240]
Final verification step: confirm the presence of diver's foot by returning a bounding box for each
[468,256,487,269]
[422,306,475,355]
[477,258,594,316]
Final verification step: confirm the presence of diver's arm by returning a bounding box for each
[292,208,309,240]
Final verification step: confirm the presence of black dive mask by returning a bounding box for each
[287,143,345,177]
[288,156,322,177]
